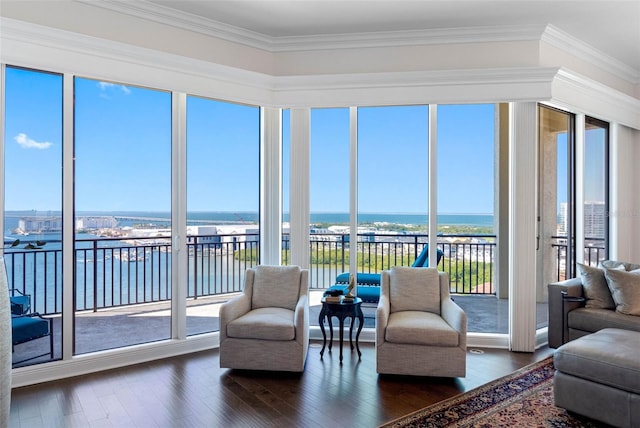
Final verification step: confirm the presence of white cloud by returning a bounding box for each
[14,133,53,150]
[98,81,131,95]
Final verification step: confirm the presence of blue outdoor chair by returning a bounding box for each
[327,245,444,303]
[11,313,53,365]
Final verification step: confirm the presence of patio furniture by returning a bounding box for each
[376,267,467,377]
[330,245,444,303]
[11,313,53,365]
[9,289,31,315]
[219,265,310,372]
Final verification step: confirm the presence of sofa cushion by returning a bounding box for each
[385,311,459,347]
[603,268,640,316]
[568,307,640,333]
[577,263,617,309]
[227,307,295,341]
[389,267,440,314]
[252,265,301,311]
[554,328,640,394]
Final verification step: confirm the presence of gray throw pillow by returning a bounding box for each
[603,268,640,316]
[577,263,616,309]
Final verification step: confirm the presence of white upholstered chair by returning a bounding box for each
[219,265,309,372]
[376,267,467,377]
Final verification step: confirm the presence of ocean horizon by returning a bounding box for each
[5,211,494,233]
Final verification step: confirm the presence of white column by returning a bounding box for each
[509,102,537,352]
[289,109,310,269]
[0,65,4,254]
[62,73,74,358]
[575,114,585,263]
[260,107,283,265]
[349,107,358,288]
[171,92,187,340]
[428,105,438,267]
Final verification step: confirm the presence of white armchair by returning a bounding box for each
[376,267,467,377]
[219,265,309,372]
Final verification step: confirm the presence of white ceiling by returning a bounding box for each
[147,0,640,73]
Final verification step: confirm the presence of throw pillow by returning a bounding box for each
[577,263,616,309]
[599,259,640,271]
[251,265,301,311]
[603,268,640,316]
[389,266,440,314]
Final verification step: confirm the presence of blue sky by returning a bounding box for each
[4,66,574,217]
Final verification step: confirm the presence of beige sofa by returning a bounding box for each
[548,260,640,348]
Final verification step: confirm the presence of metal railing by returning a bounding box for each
[551,236,606,281]
[3,232,499,315]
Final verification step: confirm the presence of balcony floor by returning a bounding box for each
[12,291,549,368]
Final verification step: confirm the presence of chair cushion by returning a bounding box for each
[385,311,459,347]
[226,307,296,341]
[11,315,49,345]
[389,267,440,314]
[252,265,301,311]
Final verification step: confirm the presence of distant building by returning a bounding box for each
[76,216,118,230]
[584,201,606,239]
[18,216,62,233]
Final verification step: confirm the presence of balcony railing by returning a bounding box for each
[551,236,606,281]
[3,232,498,316]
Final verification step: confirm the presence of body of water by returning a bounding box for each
[5,211,494,238]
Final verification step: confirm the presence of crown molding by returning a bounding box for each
[76,0,639,85]
[0,17,273,105]
[551,68,640,129]
[77,0,546,52]
[542,24,639,85]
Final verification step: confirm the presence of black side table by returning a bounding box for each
[319,297,364,363]
[561,291,586,344]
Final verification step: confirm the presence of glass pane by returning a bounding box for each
[584,117,608,264]
[437,104,499,333]
[4,66,63,367]
[186,96,260,336]
[74,78,172,353]
[309,108,351,289]
[538,105,574,331]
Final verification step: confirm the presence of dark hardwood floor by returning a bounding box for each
[9,342,554,428]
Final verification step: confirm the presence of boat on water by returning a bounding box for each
[113,252,145,263]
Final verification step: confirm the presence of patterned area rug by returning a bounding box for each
[380,357,608,427]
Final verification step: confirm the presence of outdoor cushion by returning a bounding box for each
[385,311,459,347]
[389,267,440,314]
[11,315,49,345]
[10,295,30,315]
[335,272,380,285]
[251,265,301,311]
[226,307,295,341]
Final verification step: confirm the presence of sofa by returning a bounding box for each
[548,260,640,348]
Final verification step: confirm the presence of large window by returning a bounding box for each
[186,96,260,336]
[584,117,609,263]
[3,66,63,367]
[437,104,499,333]
[309,108,351,288]
[74,77,172,353]
[357,105,429,273]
